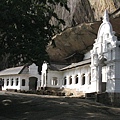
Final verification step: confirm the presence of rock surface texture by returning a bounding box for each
[48,0,120,63]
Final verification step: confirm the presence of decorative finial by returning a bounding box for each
[103,10,109,23]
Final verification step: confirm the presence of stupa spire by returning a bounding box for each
[103,10,109,23]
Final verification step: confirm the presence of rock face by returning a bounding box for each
[51,0,120,29]
[47,22,100,62]
[48,0,120,63]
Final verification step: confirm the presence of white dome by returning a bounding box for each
[97,10,113,39]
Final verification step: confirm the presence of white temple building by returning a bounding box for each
[40,10,120,98]
[0,10,120,104]
[0,63,40,91]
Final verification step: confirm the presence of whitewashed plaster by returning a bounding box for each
[1,10,120,95]
[91,10,120,93]
[84,51,91,60]
[47,70,63,88]
[1,63,40,91]
[62,64,92,93]
[41,10,120,94]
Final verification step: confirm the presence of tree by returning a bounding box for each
[0,0,68,70]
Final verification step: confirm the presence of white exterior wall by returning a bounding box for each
[2,74,29,91]
[90,10,120,94]
[2,75,21,90]
[41,62,63,88]
[47,71,63,88]
[62,64,96,93]
[102,66,107,82]
[106,79,115,93]
[84,51,90,60]
[19,74,29,91]
[28,64,41,90]
[1,63,40,91]
[106,62,115,93]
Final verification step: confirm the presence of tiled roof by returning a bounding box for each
[0,66,24,76]
[60,59,91,71]
[48,64,68,71]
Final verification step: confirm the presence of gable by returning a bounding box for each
[29,63,38,74]
[20,66,29,74]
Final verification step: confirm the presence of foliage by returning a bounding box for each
[0,0,68,69]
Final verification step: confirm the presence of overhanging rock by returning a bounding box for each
[47,17,120,63]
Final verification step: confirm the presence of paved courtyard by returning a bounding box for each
[0,92,120,120]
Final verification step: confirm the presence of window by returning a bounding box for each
[1,79,4,86]
[11,79,14,86]
[75,75,78,84]
[69,76,72,84]
[64,77,67,85]
[52,77,58,85]
[82,74,85,85]
[16,78,19,86]
[7,79,9,86]
[22,79,25,86]
[88,73,91,85]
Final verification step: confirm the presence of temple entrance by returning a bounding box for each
[99,57,107,93]
[29,77,37,91]
[101,66,107,92]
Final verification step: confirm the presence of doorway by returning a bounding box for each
[99,57,107,93]
[29,77,37,91]
[101,66,107,92]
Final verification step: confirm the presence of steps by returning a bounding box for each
[62,88,85,97]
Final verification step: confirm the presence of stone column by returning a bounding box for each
[98,65,102,93]
[37,77,41,90]
[13,78,16,86]
[78,73,82,86]
[66,76,69,85]
[86,73,89,85]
